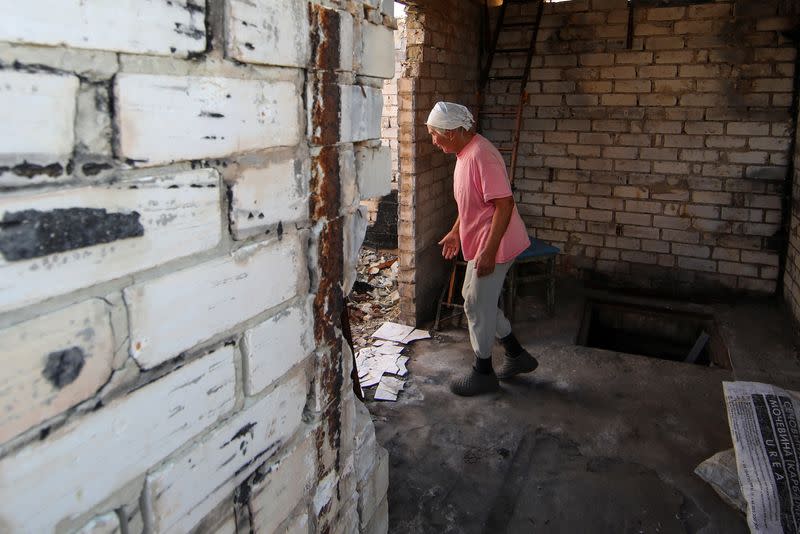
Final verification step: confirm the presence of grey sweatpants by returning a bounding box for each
[462,259,513,360]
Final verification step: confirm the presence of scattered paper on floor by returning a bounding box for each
[374,376,405,401]
[371,321,415,343]
[354,322,431,401]
[396,356,409,377]
[359,372,382,389]
[401,328,431,344]
[373,342,405,355]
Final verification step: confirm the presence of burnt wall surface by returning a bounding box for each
[364,189,399,249]
[483,0,797,295]
[363,17,407,250]
[786,86,800,325]
[397,0,482,324]
[0,1,392,533]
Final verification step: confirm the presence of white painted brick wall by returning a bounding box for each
[76,83,113,157]
[76,512,121,534]
[284,512,310,534]
[0,0,205,56]
[333,503,360,534]
[0,169,221,313]
[230,158,309,240]
[359,23,395,79]
[125,234,307,369]
[217,516,237,534]
[341,146,358,211]
[356,145,392,199]
[0,1,393,531]
[242,303,314,395]
[338,455,358,512]
[354,399,378,482]
[0,298,113,444]
[0,346,235,532]
[339,388,358,461]
[143,370,309,533]
[341,85,383,143]
[364,496,389,534]
[226,0,309,68]
[0,71,78,171]
[115,74,302,165]
[340,11,355,72]
[343,206,368,295]
[358,447,389,530]
[313,470,338,516]
[250,431,317,534]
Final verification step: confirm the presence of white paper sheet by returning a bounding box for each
[360,372,382,388]
[373,342,405,355]
[396,356,409,377]
[374,375,405,401]
[401,328,431,344]
[371,322,415,343]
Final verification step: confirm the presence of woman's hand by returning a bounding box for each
[475,248,496,277]
[438,230,461,260]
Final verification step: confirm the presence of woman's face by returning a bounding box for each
[428,126,457,153]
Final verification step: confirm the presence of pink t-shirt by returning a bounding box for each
[454,134,530,263]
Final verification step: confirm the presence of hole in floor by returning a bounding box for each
[577,297,731,369]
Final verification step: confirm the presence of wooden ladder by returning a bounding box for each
[477,0,545,187]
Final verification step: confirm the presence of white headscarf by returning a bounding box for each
[426,101,475,131]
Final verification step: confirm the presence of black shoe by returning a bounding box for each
[495,350,538,379]
[450,368,500,396]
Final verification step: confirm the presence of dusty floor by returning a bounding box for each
[367,279,800,533]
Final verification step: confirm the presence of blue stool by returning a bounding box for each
[433,237,559,331]
[504,237,560,320]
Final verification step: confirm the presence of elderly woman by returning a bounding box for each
[427,101,538,396]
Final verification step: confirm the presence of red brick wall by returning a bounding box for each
[397,0,481,323]
[483,0,796,295]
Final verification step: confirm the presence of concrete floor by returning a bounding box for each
[367,280,800,533]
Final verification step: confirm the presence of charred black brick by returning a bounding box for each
[0,208,144,261]
[42,347,85,388]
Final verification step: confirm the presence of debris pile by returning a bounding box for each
[347,248,431,401]
[347,247,400,348]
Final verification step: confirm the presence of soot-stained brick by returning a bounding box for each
[222,422,257,449]
[81,163,113,176]
[312,219,345,473]
[309,4,340,71]
[0,162,63,179]
[0,208,144,261]
[174,22,205,40]
[314,219,344,345]
[184,1,204,14]
[309,5,342,146]
[310,147,341,221]
[310,73,341,146]
[42,347,85,389]
[307,0,348,491]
